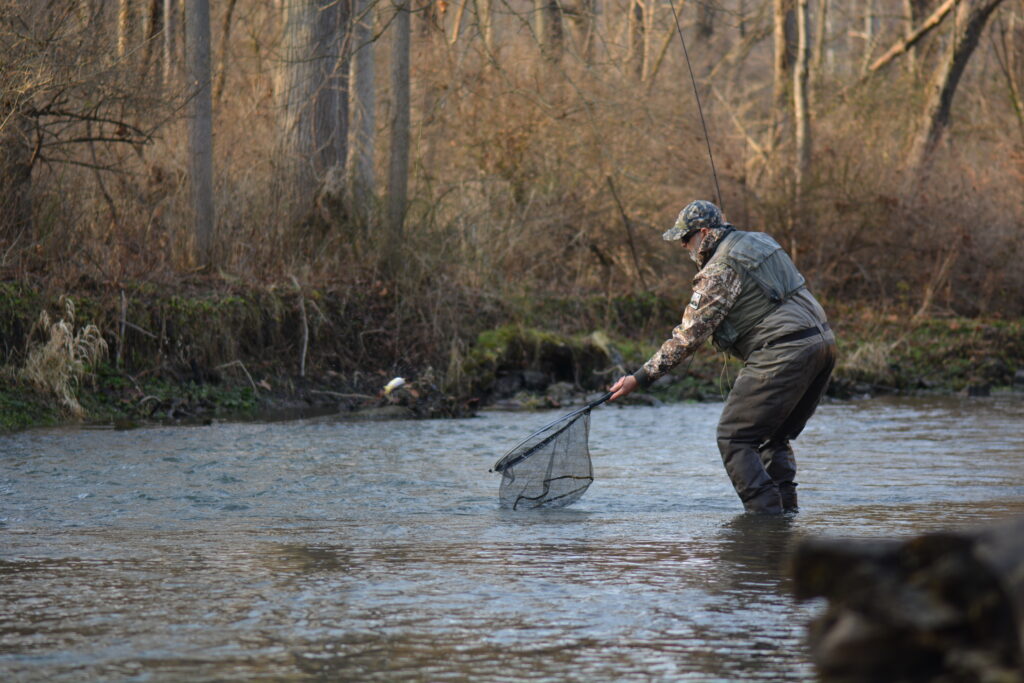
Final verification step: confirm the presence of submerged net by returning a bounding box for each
[491,394,609,510]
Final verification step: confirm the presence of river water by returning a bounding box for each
[2,395,1023,682]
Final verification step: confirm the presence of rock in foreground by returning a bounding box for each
[789,517,1024,682]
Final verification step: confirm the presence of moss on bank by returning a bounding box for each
[0,379,61,432]
[0,283,1022,434]
[831,314,1024,396]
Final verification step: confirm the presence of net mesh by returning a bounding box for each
[492,408,595,510]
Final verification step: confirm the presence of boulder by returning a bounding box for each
[789,517,1024,681]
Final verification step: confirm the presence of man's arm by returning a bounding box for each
[610,263,741,401]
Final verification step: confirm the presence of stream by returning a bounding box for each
[2,394,1023,681]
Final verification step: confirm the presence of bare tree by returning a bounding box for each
[415,0,444,36]
[0,104,34,247]
[860,0,876,73]
[214,0,239,101]
[903,0,919,74]
[548,0,565,62]
[0,1,153,248]
[387,0,411,239]
[568,0,599,64]
[627,0,644,79]
[772,0,797,140]
[142,0,162,75]
[281,0,353,209]
[696,0,714,41]
[794,0,812,201]
[350,0,377,220]
[868,0,956,75]
[163,0,178,85]
[534,0,548,58]
[811,0,828,81]
[475,0,496,56]
[187,0,214,265]
[907,0,1007,176]
[534,0,564,63]
[992,7,1024,143]
[118,0,133,59]
[641,0,655,79]
[903,0,938,74]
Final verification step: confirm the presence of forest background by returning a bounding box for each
[1,0,1023,429]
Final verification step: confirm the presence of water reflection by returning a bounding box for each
[239,514,809,681]
[717,513,797,586]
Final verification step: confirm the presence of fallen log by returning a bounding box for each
[789,517,1024,682]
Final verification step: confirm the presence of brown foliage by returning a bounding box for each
[1,0,1022,348]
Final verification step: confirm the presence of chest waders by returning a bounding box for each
[705,231,836,514]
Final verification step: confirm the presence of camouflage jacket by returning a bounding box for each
[633,228,741,389]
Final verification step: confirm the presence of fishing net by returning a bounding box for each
[491,393,610,510]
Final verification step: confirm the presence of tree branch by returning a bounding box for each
[28,106,153,141]
[866,0,957,75]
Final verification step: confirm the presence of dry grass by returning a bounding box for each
[2,1,1023,343]
[837,340,897,385]
[22,298,108,417]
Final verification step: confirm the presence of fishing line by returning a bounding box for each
[666,0,723,210]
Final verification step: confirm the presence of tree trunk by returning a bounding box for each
[163,0,177,85]
[627,0,643,79]
[387,0,410,240]
[772,0,797,141]
[187,0,214,265]
[214,0,238,101]
[534,0,548,59]
[350,0,376,219]
[537,0,564,63]
[995,8,1024,142]
[570,0,599,64]
[142,0,162,76]
[861,0,875,73]
[794,0,812,202]
[416,0,442,37]
[641,0,654,80]
[77,0,97,29]
[118,0,132,59]
[696,0,714,42]
[281,0,352,208]
[903,0,918,74]
[868,0,956,75]
[0,104,34,246]
[811,0,828,81]
[907,0,1006,177]
[904,0,934,73]
[474,0,495,57]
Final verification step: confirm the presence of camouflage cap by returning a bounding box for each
[662,200,723,241]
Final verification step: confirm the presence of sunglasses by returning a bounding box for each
[680,229,700,244]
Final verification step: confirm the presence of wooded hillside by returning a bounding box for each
[1,0,1022,374]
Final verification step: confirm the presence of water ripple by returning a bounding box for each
[1,395,1022,681]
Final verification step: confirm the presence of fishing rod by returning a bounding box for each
[665,0,723,211]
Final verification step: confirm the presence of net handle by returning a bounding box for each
[531,391,613,434]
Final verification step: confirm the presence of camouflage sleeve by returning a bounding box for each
[633,262,742,388]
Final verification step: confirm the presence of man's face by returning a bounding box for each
[681,228,708,264]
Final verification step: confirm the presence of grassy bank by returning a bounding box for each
[1,283,1022,434]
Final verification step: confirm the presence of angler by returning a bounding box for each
[609,200,837,514]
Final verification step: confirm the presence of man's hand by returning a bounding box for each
[608,375,638,402]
